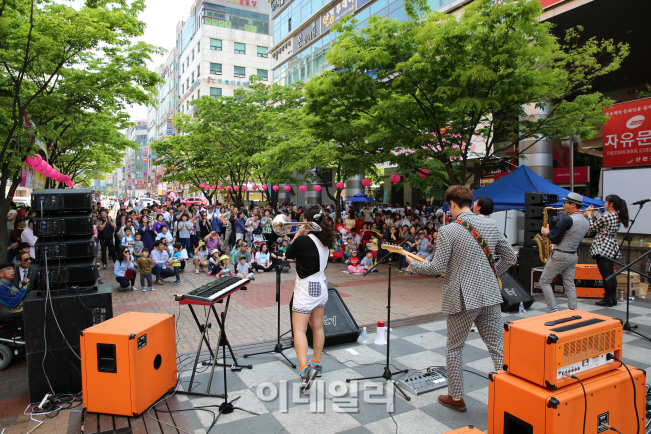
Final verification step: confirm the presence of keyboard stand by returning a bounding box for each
[177,296,253,398]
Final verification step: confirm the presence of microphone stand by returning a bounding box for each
[603,201,651,342]
[346,212,440,401]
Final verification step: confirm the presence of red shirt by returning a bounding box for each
[349,256,360,266]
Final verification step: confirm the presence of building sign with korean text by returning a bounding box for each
[603,97,651,168]
[321,0,356,30]
[293,21,321,51]
[553,166,590,184]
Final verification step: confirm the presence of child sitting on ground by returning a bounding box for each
[135,248,155,292]
[360,251,378,273]
[210,254,231,278]
[194,241,209,273]
[346,250,364,274]
[236,255,254,280]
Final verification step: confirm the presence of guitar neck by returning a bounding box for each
[382,244,429,262]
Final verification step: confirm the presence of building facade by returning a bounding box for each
[125,120,149,197]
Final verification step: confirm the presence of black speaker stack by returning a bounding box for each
[25,189,113,402]
[518,192,558,292]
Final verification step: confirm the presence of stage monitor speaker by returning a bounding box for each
[27,346,81,402]
[523,230,539,247]
[80,313,177,416]
[290,288,360,348]
[35,234,95,261]
[500,273,535,313]
[488,366,643,434]
[36,258,97,289]
[523,218,543,232]
[516,247,544,292]
[524,192,559,206]
[31,188,93,212]
[23,284,113,354]
[33,211,93,237]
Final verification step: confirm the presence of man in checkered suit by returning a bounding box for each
[403,186,516,412]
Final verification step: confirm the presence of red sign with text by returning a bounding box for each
[603,98,651,167]
[539,0,565,7]
[553,166,589,184]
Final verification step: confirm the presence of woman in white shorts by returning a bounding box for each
[285,205,336,393]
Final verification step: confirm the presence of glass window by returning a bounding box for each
[210,87,222,98]
[182,63,185,74]
[211,63,222,75]
[192,50,195,61]
[356,6,370,20]
[234,42,246,54]
[197,41,200,51]
[210,38,222,50]
[191,72,194,82]
[234,66,245,77]
[301,3,311,22]
[257,69,268,80]
[197,65,200,75]
[197,90,200,98]
[370,0,388,15]
[312,0,321,14]
[257,46,268,58]
[288,17,292,32]
[389,5,407,21]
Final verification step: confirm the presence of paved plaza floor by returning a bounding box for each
[2,258,651,433]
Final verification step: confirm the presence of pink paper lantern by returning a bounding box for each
[314,185,322,192]
[390,174,401,184]
[298,185,306,193]
[219,186,224,191]
[234,186,240,191]
[336,181,345,190]
[199,184,205,189]
[212,184,217,189]
[32,154,42,165]
[43,164,53,175]
[37,161,48,172]
[284,185,291,192]
[362,178,371,187]
[252,185,258,190]
[226,186,232,191]
[261,184,268,190]
[418,169,429,179]
[242,186,248,192]
[272,185,279,192]
[25,157,35,167]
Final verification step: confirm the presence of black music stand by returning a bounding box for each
[345,213,439,401]
[603,200,651,342]
[177,296,252,398]
[243,264,296,368]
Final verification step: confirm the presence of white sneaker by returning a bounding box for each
[150,287,155,291]
[132,287,138,291]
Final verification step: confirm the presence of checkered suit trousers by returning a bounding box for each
[446,303,503,399]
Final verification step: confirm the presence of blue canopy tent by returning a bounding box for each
[472,166,604,211]
[345,194,376,202]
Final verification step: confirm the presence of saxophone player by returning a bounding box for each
[539,192,589,313]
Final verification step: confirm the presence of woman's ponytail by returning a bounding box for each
[606,194,629,228]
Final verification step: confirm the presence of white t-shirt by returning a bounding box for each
[7,209,17,230]
[257,252,270,266]
[236,262,250,274]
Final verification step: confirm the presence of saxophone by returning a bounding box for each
[532,206,562,263]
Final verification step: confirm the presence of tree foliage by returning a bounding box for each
[305,0,629,188]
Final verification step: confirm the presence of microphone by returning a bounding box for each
[632,198,651,205]
[435,209,444,218]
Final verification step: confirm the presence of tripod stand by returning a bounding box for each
[603,201,651,342]
[243,265,296,368]
[345,212,439,401]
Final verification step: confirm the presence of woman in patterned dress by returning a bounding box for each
[585,195,629,307]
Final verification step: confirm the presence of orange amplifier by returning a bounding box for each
[575,264,613,299]
[442,426,485,433]
[80,312,177,416]
[488,367,646,434]
[503,310,622,389]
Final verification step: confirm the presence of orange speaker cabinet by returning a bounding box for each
[488,367,646,434]
[80,312,177,416]
[442,426,485,433]
[503,310,622,389]
[576,287,605,298]
[575,264,605,280]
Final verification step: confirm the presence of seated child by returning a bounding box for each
[346,250,364,274]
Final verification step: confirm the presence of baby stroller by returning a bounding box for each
[253,233,267,249]
[0,311,25,371]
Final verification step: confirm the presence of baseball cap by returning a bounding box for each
[351,249,357,253]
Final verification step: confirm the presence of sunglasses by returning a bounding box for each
[19,258,32,262]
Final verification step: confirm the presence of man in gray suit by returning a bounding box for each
[403,185,516,412]
[12,251,37,295]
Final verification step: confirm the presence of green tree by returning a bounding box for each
[0,0,162,254]
[306,0,629,189]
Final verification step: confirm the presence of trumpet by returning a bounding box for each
[580,206,605,214]
[272,214,322,236]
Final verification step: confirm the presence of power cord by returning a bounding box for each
[608,354,641,434]
[601,423,622,434]
[564,373,586,434]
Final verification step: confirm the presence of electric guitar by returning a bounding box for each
[381,243,429,262]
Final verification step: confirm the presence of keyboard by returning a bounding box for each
[175,276,250,305]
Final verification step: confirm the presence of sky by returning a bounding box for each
[126,0,195,121]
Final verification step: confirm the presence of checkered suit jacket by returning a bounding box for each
[588,211,621,259]
[410,211,517,315]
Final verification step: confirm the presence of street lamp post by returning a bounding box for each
[562,137,574,192]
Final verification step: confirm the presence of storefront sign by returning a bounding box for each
[321,0,356,30]
[553,166,590,184]
[603,97,651,167]
[293,21,321,51]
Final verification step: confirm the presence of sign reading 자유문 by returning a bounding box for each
[603,97,651,168]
